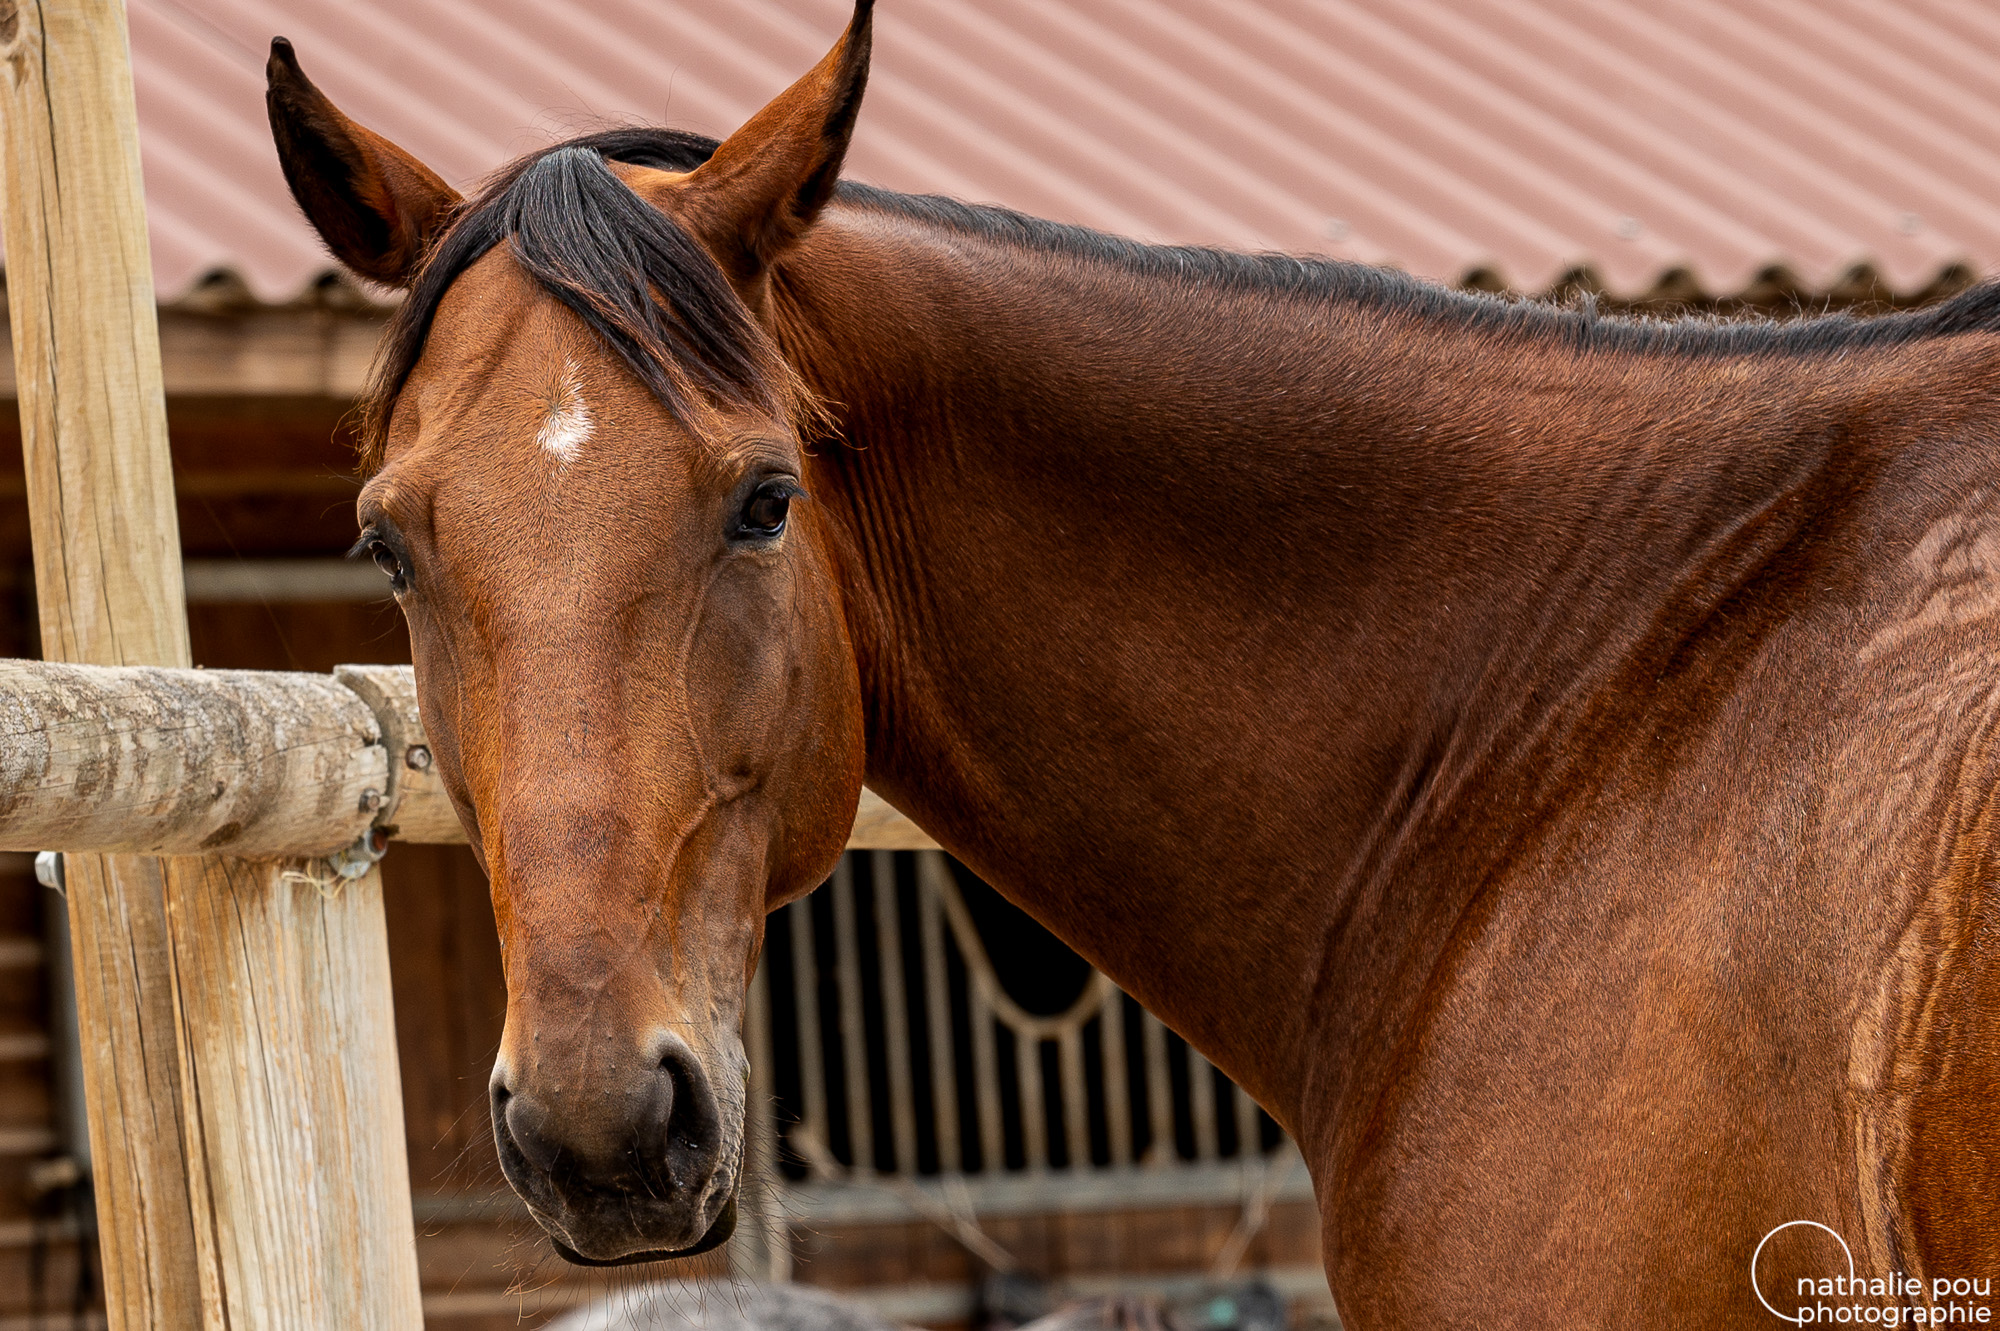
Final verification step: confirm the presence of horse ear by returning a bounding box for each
[676,0,873,284]
[265,38,460,289]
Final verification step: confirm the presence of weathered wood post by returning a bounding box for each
[0,3,421,1326]
[0,3,204,1323]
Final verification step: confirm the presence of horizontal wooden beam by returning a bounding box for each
[0,659,937,856]
[0,307,386,399]
[182,558,389,605]
[0,660,384,857]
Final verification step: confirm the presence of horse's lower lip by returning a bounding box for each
[550,1195,738,1267]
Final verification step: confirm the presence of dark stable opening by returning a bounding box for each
[763,851,1282,1182]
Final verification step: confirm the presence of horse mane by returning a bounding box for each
[358,128,805,472]
[361,125,2000,470]
[853,185,2000,356]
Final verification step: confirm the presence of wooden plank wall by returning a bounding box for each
[0,369,78,1318]
[0,853,86,1331]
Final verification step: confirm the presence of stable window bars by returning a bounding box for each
[747,850,1292,1192]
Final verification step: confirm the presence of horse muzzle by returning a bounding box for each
[548,1195,739,1266]
[489,1030,744,1264]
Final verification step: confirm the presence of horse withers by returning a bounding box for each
[266,4,2000,1324]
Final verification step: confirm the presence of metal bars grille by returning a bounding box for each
[750,850,1283,1186]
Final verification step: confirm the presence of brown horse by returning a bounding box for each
[266,5,2000,1325]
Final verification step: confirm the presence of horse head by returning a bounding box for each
[266,3,875,1264]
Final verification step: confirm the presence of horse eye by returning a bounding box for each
[736,481,794,539]
[369,540,407,591]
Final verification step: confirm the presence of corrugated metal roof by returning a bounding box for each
[129,0,2000,305]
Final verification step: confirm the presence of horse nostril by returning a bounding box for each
[639,1058,678,1138]
[656,1047,687,1090]
[500,1092,563,1176]
[488,1072,516,1148]
[646,1034,721,1158]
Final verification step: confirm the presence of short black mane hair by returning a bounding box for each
[363,125,2000,468]
[837,177,2000,358]
[359,127,800,470]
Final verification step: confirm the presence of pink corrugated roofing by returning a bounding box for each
[130,0,2000,304]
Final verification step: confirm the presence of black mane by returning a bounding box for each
[360,127,796,468]
[363,125,2000,465]
[836,174,2000,359]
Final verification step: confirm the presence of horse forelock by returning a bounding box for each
[356,128,811,474]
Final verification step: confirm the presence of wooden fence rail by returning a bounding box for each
[0,662,384,857]
[0,659,933,858]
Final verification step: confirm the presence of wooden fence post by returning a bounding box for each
[0,3,421,1325]
[0,3,203,1324]
[164,857,421,1327]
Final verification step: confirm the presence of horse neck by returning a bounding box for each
[769,206,1852,1136]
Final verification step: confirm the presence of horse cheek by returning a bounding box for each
[686,569,859,902]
